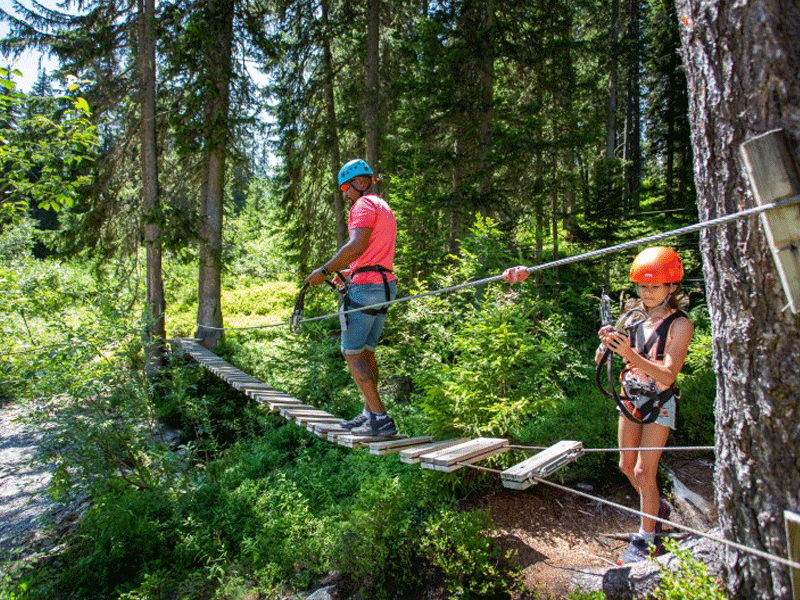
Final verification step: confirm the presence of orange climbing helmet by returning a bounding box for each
[629,246,683,284]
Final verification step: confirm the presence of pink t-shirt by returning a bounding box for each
[348,194,397,285]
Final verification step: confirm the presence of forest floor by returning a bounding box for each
[469,454,717,598]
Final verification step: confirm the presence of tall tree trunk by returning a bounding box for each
[138,0,165,373]
[365,0,380,167]
[606,0,619,160]
[623,0,641,209]
[321,0,346,246]
[448,0,494,254]
[676,0,800,598]
[195,0,234,349]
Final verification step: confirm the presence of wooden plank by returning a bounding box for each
[337,433,407,448]
[368,436,435,456]
[252,391,299,401]
[420,445,508,473]
[786,511,800,600]
[501,440,583,490]
[419,437,508,468]
[279,408,333,419]
[267,402,314,413]
[294,415,341,426]
[740,130,800,313]
[400,438,469,464]
[310,422,347,434]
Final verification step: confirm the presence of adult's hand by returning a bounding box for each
[305,268,328,286]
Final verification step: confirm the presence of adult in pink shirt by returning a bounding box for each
[305,159,398,437]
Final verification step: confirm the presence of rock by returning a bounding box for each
[569,531,726,599]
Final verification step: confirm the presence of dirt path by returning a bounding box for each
[0,399,55,561]
[474,456,716,598]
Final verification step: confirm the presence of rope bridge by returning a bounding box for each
[173,337,800,573]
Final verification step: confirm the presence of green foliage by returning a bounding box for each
[0,70,99,223]
[420,509,519,599]
[653,541,728,599]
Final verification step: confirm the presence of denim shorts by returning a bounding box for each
[340,281,397,354]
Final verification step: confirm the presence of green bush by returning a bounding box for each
[420,508,519,599]
[653,541,727,599]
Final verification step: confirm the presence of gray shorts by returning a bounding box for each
[618,393,678,430]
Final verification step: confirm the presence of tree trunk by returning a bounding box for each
[138,0,165,373]
[606,0,619,160]
[194,0,234,349]
[676,1,800,598]
[623,0,641,209]
[365,0,380,168]
[321,0,346,247]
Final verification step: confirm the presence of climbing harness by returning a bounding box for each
[595,294,673,424]
[290,265,393,334]
[290,279,340,334]
[340,265,393,320]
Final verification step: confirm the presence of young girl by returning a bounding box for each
[503,246,694,564]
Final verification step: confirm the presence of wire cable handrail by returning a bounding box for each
[196,195,800,333]
[531,476,800,571]
[452,459,800,571]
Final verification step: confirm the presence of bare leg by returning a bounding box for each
[618,415,643,491]
[344,350,385,414]
[633,423,670,533]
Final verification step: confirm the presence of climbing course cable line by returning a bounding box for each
[452,459,800,571]
[176,337,800,575]
[185,196,800,574]
[196,195,800,333]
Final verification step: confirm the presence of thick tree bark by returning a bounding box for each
[138,0,165,372]
[194,0,234,349]
[675,1,800,597]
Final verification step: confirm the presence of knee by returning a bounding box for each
[619,459,635,479]
[633,463,656,487]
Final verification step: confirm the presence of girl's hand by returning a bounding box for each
[604,330,633,360]
[502,265,530,284]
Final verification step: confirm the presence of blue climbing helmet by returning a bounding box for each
[337,159,373,187]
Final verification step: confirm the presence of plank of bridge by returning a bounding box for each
[252,391,299,401]
[500,440,583,489]
[298,417,343,428]
[309,424,348,438]
[327,429,354,443]
[266,401,314,413]
[279,408,334,419]
[419,438,508,472]
[337,433,407,448]
[368,436,435,456]
[399,438,469,464]
[420,446,507,473]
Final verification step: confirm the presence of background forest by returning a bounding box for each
[1,0,719,598]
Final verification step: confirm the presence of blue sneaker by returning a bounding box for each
[617,534,665,565]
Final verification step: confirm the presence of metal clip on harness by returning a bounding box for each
[595,294,650,424]
[290,279,340,334]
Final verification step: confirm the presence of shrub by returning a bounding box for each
[653,541,727,599]
[421,508,519,599]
